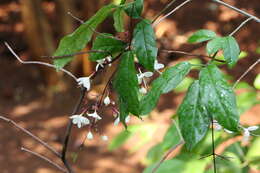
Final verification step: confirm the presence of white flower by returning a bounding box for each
[95,59,105,71]
[213,120,233,133]
[114,116,120,126]
[77,77,91,90]
[154,60,165,71]
[87,131,94,140]
[88,111,102,120]
[125,115,130,124]
[139,87,147,94]
[70,114,90,128]
[137,71,153,84]
[104,96,111,106]
[101,135,108,141]
[242,126,258,142]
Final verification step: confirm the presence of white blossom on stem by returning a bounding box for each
[114,116,120,126]
[87,131,94,140]
[95,59,105,71]
[88,110,102,120]
[70,114,90,128]
[139,87,147,94]
[77,77,91,91]
[212,120,233,133]
[242,126,259,142]
[104,96,111,106]
[125,115,130,124]
[154,60,165,72]
[137,71,153,84]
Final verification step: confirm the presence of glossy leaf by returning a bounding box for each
[178,80,210,150]
[53,4,115,69]
[113,51,140,115]
[132,19,157,71]
[188,29,216,43]
[119,96,129,127]
[90,33,127,61]
[222,36,240,67]
[140,62,191,115]
[125,0,143,19]
[206,37,223,55]
[113,8,125,32]
[199,64,239,131]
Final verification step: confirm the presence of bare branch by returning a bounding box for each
[233,58,260,89]
[212,0,260,23]
[152,0,177,23]
[229,17,253,36]
[67,11,84,24]
[0,115,60,157]
[21,147,67,173]
[4,42,78,82]
[152,0,192,27]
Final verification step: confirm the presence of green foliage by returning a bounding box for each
[188,29,217,43]
[140,62,191,115]
[199,64,239,131]
[113,51,140,116]
[90,33,127,61]
[254,74,260,89]
[132,19,157,71]
[113,8,125,32]
[53,4,115,69]
[124,0,143,19]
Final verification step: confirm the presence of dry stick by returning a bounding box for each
[4,42,78,82]
[152,0,177,23]
[212,0,260,23]
[61,87,86,173]
[0,115,60,157]
[233,58,260,89]
[229,17,253,36]
[21,147,67,173]
[151,120,185,173]
[152,0,192,27]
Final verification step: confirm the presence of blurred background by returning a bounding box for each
[0,0,259,172]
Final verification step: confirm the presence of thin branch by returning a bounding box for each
[67,11,84,24]
[233,58,260,89]
[151,120,184,173]
[4,42,78,82]
[21,147,67,173]
[0,115,60,157]
[61,87,86,173]
[210,117,217,173]
[229,17,253,36]
[152,0,192,27]
[212,0,260,23]
[152,0,177,23]
[161,49,226,63]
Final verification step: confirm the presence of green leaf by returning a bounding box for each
[133,19,157,71]
[199,64,239,131]
[206,37,224,55]
[125,0,143,19]
[188,29,217,43]
[222,36,240,67]
[254,74,260,89]
[90,33,127,61]
[113,8,125,32]
[140,62,191,115]
[113,51,140,115]
[178,80,210,150]
[118,96,129,127]
[53,4,115,69]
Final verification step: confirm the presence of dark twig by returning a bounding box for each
[212,0,260,23]
[0,115,60,157]
[161,49,226,63]
[21,147,67,173]
[210,117,217,173]
[152,0,177,23]
[61,87,87,173]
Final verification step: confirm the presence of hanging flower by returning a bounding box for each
[137,71,153,84]
[77,77,91,91]
[95,59,105,71]
[242,126,259,142]
[104,96,111,106]
[101,135,108,141]
[154,60,165,71]
[87,110,102,120]
[70,114,90,128]
[212,120,233,133]
[87,131,94,140]
[139,87,147,94]
[125,115,130,124]
[113,115,130,126]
